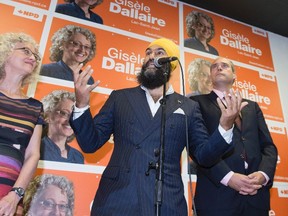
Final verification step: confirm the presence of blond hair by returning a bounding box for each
[0,32,41,86]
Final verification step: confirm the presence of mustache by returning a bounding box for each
[143,59,154,68]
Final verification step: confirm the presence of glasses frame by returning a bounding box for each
[55,110,72,120]
[68,40,92,52]
[14,47,41,61]
[197,21,212,31]
[39,200,70,212]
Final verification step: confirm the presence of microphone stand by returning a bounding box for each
[144,63,171,215]
[155,64,169,216]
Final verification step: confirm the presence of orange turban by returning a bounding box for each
[148,38,180,72]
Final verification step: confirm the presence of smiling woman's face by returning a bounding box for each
[47,99,74,139]
[62,32,92,65]
[194,17,212,42]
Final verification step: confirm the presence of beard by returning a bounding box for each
[137,59,171,89]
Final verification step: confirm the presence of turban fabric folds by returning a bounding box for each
[148,38,180,71]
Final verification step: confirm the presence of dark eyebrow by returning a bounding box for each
[145,48,151,52]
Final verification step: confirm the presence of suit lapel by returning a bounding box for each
[208,91,221,111]
[153,93,184,123]
[126,88,183,145]
[125,86,153,129]
[238,100,249,132]
[138,93,183,144]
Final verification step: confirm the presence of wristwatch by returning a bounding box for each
[11,187,25,198]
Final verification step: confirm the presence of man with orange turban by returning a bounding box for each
[70,38,244,216]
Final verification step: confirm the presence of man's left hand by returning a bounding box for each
[218,89,248,130]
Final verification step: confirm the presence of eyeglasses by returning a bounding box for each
[197,22,212,31]
[14,47,41,61]
[40,200,69,212]
[211,62,231,70]
[55,110,71,119]
[68,41,91,52]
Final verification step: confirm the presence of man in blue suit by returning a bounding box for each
[70,38,247,216]
[190,57,278,216]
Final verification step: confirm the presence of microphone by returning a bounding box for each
[154,56,178,68]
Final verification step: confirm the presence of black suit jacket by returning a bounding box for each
[71,86,234,216]
[191,91,278,215]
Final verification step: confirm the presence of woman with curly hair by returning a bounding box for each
[184,11,219,55]
[40,25,96,84]
[0,32,44,215]
[56,0,104,24]
[40,90,84,164]
[23,174,74,216]
[186,58,212,97]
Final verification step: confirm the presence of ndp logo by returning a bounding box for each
[278,184,288,198]
[280,189,288,197]
[158,0,177,7]
[13,6,43,22]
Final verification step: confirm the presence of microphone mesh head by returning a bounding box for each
[154,57,162,68]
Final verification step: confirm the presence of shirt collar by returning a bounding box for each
[140,84,174,96]
[213,89,225,99]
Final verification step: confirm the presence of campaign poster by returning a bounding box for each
[183,5,274,71]
[57,0,180,43]
[0,2,46,41]
[41,17,180,92]
[184,52,214,96]
[267,121,288,183]
[34,166,102,215]
[270,182,288,216]
[33,82,114,166]
[233,66,283,122]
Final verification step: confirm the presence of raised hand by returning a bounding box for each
[217,89,248,130]
[73,63,100,108]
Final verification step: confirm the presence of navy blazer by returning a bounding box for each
[71,86,233,216]
[191,91,278,215]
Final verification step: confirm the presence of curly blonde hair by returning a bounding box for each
[64,0,104,9]
[49,25,96,65]
[185,11,215,43]
[187,58,211,92]
[23,174,74,216]
[0,32,41,86]
[41,90,76,142]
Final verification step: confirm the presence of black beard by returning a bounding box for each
[137,60,171,89]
